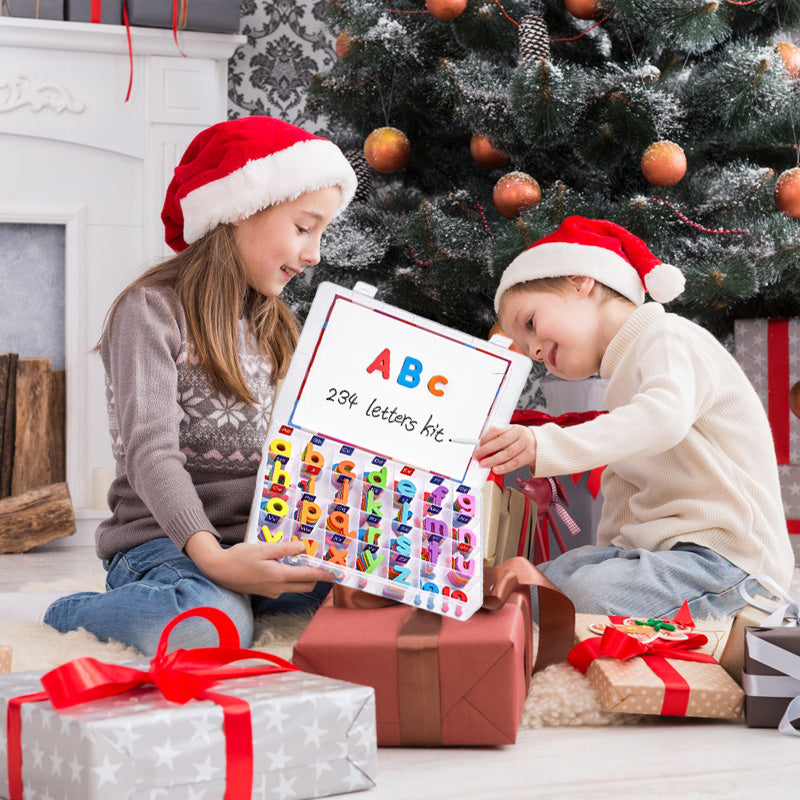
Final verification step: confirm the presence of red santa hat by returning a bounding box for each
[162,116,358,252]
[494,215,685,312]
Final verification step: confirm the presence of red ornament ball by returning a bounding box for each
[363,127,411,174]
[425,0,468,21]
[564,0,604,20]
[470,133,510,170]
[774,166,800,218]
[335,30,352,59]
[493,172,542,219]
[790,381,800,420]
[777,42,800,78]
[640,140,687,187]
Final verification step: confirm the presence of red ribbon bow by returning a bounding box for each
[568,624,717,716]
[6,606,299,800]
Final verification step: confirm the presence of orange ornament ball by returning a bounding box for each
[425,0,468,21]
[564,0,604,20]
[335,30,352,59]
[493,171,542,219]
[777,42,800,78]
[774,166,800,219]
[489,322,522,353]
[363,127,411,174]
[790,381,800,420]
[640,140,687,187]
[470,133,510,169]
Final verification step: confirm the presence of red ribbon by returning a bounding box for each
[568,625,716,716]
[6,607,298,800]
[172,0,188,57]
[90,0,102,23]
[511,409,607,494]
[767,319,791,464]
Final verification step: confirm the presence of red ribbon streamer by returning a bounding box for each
[6,607,298,800]
[568,625,716,716]
[90,0,102,23]
[768,319,791,465]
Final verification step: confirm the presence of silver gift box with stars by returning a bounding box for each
[0,667,376,799]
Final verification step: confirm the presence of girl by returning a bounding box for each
[26,116,358,655]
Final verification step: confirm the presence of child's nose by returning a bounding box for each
[300,240,321,267]
[529,340,544,362]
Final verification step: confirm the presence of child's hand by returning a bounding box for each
[474,424,537,475]
[186,533,334,597]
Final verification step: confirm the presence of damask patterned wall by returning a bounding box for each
[228,1,334,132]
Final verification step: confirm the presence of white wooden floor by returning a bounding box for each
[1,546,798,800]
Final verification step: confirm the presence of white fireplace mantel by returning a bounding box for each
[0,17,244,545]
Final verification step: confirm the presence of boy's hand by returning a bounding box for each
[186,532,334,597]
[475,424,537,475]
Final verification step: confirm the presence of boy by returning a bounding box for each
[476,216,793,618]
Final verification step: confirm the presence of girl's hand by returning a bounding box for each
[474,424,537,475]
[185,532,334,597]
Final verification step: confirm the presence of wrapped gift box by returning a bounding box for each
[294,601,530,746]
[2,0,64,19]
[571,613,743,719]
[743,626,800,729]
[1,667,377,799]
[294,560,574,746]
[65,0,122,24]
[720,602,780,685]
[126,0,239,34]
[481,479,534,567]
[734,318,800,559]
[0,646,10,675]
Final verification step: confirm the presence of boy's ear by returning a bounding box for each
[567,275,596,297]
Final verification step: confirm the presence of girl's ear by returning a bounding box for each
[566,275,596,297]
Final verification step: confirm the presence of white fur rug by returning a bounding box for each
[3,576,640,729]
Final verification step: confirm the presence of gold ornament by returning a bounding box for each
[774,166,800,218]
[493,171,542,219]
[425,0,468,21]
[640,141,687,187]
[470,134,510,169]
[790,381,800,420]
[564,0,604,21]
[363,127,411,173]
[777,42,800,78]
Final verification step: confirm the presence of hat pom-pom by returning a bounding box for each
[645,262,685,303]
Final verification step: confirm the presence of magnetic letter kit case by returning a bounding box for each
[245,282,531,620]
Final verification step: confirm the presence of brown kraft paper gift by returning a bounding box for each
[293,556,575,746]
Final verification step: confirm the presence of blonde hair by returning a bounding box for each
[98,224,299,404]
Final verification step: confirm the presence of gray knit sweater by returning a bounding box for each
[95,286,275,560]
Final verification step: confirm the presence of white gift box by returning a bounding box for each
[1,667,376,800]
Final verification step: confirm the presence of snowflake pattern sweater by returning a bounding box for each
[95,286,275,559]
[532,303,794,590]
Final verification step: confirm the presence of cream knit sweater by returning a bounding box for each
[532,303,794,590]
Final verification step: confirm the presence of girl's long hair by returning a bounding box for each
[99,224,299,404]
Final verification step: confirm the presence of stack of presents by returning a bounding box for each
[0,1,240,33]
[1,290,799,799]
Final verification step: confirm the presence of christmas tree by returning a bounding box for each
[286,0,800,346]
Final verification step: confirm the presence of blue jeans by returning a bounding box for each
[44,538,331,656]
[532,542,753,622]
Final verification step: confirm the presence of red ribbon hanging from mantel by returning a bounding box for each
[767,319,791,465]
[172,0,188,57]
[6,607,299,800]
[568,625,717,716]
[90,0,102,23]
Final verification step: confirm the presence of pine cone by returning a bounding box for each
[519,14,550,64]
[345,148,373,203]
